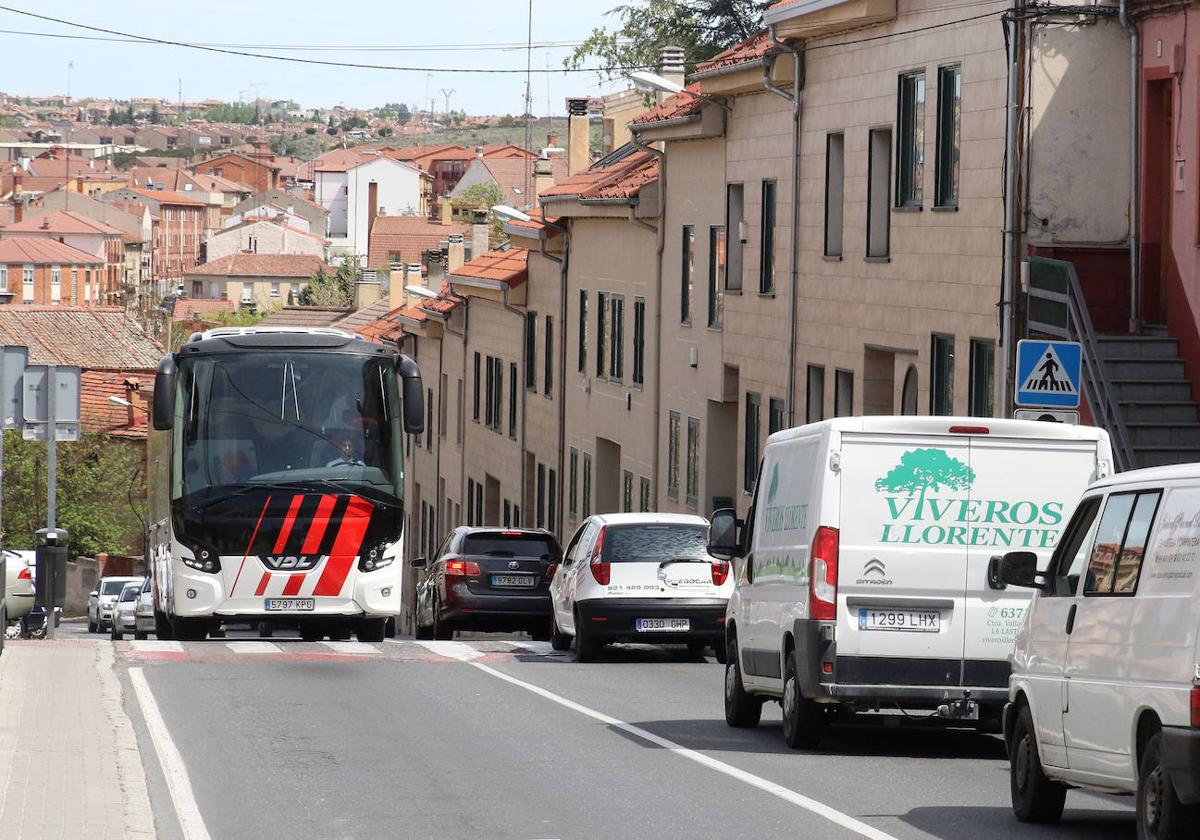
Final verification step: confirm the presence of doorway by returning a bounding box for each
[1141,78,1173,325]
[595,437,621,515]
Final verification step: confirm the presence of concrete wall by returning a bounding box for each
[206,220,325,262]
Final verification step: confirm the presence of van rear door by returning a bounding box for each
[839,433,971,680]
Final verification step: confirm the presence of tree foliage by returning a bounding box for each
[453,181,506,212]
[2,431,145,559]
[568,0,771,81]
[299,257,357,308]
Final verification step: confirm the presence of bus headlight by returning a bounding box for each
[357,542,393,573]
[180,540,222,573]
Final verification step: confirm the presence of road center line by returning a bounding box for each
[128,667,213,840]
[469,660,898,840]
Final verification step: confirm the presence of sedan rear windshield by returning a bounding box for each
[601,524,708,563]
[119,586,142,602]
[102,580,132,595]
[462,533,560,559]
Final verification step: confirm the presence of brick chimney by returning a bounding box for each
[448,233,465,272]
[470,209,489,260]
[658,46,687,103]
[566,97,590,176]
[367,181,379,235]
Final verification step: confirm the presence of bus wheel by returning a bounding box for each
[357,618,386,643]
[174,618,208,641]
[329,626,352,642]
[300,624,325,642]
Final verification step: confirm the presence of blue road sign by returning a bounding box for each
[1016,340,1082,408]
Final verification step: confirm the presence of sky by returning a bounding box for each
[0,1,628,115]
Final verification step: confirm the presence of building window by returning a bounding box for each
[491,357,503,433]
[548,469,557,531]
[835,370,854,417]
[935,65,962,208]
[270,281,279,298]
[806,365,825,424]
[769,397,785,436]
[456,378,464,443]
[623,470,633,513]
[473,352,481,422]
[680,225,694,325]
[439,373,448,437]
[536,463,546,528]
[686,416,700,508]
[485,356,495,428]
[475,481,483,526]
[931,334,955,415]
[609,295,624,381]
[667,411,681,499]
[759,180,776,294]
[426,389,433,451]
[525,311,537,391]
[969,338,994,417]
[582,453,592,517]
[596,292,608,378]
[0,267,7,290]
[22,265,33,286]
[508,362,518,438]
[467,478,475,526]
[744,393,760,493]
[897,71,926,207]
[640,477,652,513]
[726,183,744,292]
[513,504,520,527]
[504,499,512,527]
[569,447,579,519]
[544,316,553,397]
[708,226,725,328]
[51,265,61,286]
[290,281,300,301]
[867,128,893,258]
[578,290,588,373]
[825,133,845,258]
[633,298,646,386]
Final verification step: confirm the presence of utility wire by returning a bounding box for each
[0,6,650,74]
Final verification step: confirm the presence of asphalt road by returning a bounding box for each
[58,620,1137,840]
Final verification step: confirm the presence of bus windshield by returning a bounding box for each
[173,351,404,501]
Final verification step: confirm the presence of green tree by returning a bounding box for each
[569,0,770,81]
[874,449,976,511]
[396,103,412,125]
[149,104,161,124]
[299,257,357,308]
[453,181,506,212]
[2,431,145,558]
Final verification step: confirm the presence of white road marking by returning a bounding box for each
[320,641,380,655]
[128,667,213,840]
[129,640,184,653]
[224,641,281,654]
[469,660,899,840]
[410,640,486,661]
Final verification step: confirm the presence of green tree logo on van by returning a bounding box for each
[767,463,780,504]
[875,449,976,510]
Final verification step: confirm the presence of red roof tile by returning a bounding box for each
[0,237,103,264]
[0,307,162,368]
[186,253,329,279]
[630,84,706,126]
[451,248,528,288]
[122,187,207,207]
[367,216,468,271]
[3,209,124,236]
[539,151,659,202]
[170,298,237,323]
[694,30,771,73]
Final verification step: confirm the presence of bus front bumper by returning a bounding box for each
[171,563,402,619]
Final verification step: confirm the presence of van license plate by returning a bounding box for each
[858,608,939,632]
[265,598,314,611]
[636,618,690,632]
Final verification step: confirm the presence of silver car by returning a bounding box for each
[4,550,35,632]
[88,576,141,633]
[110,581,152,641]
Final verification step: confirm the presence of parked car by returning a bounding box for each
[550,513,729,662]
[413,528,560,640]
[708,416,1113,749]
[1000,463,1200,839]
[4,550,35,632]
[88,575,141,633]
[110,581,147,641]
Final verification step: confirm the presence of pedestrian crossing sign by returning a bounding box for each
[1016,340,1082,408]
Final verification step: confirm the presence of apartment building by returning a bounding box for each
[102,187,205,284]
[313,150,426,261]
[0,237,103,305]
[1,210,127,304]
[205,217,327,262]
[182,253,326,308]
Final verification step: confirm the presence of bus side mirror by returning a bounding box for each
[708,508,741,561]
[152,355,176,431]
[397,354,424,436]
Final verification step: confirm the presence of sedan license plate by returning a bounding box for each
[857,608,939,632]
[264,598,315,612]
[635,617,690,632]
[491,575,537,588]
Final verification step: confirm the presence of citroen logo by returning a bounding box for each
[863,559,886,577]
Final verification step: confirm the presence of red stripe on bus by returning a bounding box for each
[273,494,306,554]
[231,495,272,596]
[312,497,374,597]
[300,495,337,555]
[254,572,271,596]
[282,573,305,596]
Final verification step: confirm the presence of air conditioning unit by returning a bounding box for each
[689,346,699,368]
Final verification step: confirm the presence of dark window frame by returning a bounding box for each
[725,183,744,292]
[578,290,588,374]
[759,180,776,294]
[867,128,893,258]
[968,338,994,418]
[667,410,681,499]
[681,224,695,325]
[935,64,962,208]
[744,392,761,493]
[824,132,845,258]
[708,225,725,328]
[897,70,926,208]
[544,315,553,397]
[834,369,854,417]
[525,311,537,391]
[930,334,955,416]
[806,365,826,424]
[633,297,646,386]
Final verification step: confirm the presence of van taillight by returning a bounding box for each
[589,526,610,585]
[712,561,730,586]
[809,526,839,621]
[446,560,481,577]
[1191,687,1200,728]
[17,568,31,580]
[949,425,990,435]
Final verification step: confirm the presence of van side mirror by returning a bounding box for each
[152,354,176,431]
[999,551,1044,590]
[397,354,424,436]
[410,557,427,570]
[707,508,741,560]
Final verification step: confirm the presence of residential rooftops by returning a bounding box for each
[185,253,329,278]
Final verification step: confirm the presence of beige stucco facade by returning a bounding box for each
[206,219,327,263]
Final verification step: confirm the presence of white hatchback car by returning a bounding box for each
[4,550,35,629]
[549,513,731,661]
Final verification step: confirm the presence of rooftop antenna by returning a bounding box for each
[523,0,534,206]
[440,88,456,124]
[66,61,73,101]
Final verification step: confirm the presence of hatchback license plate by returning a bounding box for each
[265,598,315,611]
[491,575,536,588]
[636,617,690,632]
[857,608,939,632]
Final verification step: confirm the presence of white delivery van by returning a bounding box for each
[707,416,1113,749]
[1000,464,1200,839]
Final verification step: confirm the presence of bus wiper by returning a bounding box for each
[191,482,346,511]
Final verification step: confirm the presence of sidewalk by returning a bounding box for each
[0,640,155,839]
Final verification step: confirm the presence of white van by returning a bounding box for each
[1000,463,1200,839]
[707,416,1113,749]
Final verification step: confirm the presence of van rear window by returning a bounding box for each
[463,533,560,559]
[601,524,708,563]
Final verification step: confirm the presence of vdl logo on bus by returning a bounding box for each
[260,555,323,571]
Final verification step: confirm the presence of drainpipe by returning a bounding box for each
[502,286,528,526]
[1000,6,1021,416]
[764,27,803,426]
[630,131,666,510]
[1120,0,1139,334]
[535,208,570,538]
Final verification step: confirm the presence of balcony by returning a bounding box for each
[764,0,897,39]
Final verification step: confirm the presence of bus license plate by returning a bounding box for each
[858,608,939,632]
[491,575,537,588]
[265,598,315,612]
[636,618,690,632]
